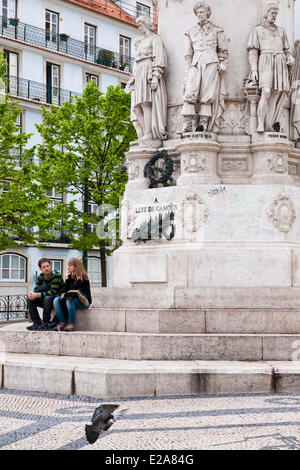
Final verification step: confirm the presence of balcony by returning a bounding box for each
[0,16,134,73]
[6,75,81,106]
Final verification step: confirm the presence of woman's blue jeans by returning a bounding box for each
[53,296,89,325]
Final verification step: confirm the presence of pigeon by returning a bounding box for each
[85,404,128,444]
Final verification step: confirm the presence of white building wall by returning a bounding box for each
[24,109,43,148]
[18,0,139,56]
[22,51,44,83]
[63,62,83,93]
[101,72,119,92]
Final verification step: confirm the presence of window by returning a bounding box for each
[84,24,96,59]
[136,2,150,18]
[46,188,62,199]
[1,180,10,193]
[120,82,127,89]
[46,62,60,105]
[87,202,98,233]
[119,35,131,59]
[86,73,98,86]
[46,190,65,242]
[49,259,63,274]
[45,9,59,45]
[2,0,17,27]
[87,257,101,282]
[119,35,131,70]
[9,112,22,158]
[3,50,18,95]
[0,253,26,281]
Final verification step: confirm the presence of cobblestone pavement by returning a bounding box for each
[1,390,300,450]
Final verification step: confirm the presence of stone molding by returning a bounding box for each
[267,193,296,233]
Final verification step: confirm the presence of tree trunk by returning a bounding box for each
[82,181,89,272]
[100,240,107,287]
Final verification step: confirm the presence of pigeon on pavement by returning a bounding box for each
[85,404,128,444]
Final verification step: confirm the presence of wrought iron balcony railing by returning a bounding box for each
[0,17,134,73]
[0,295,28,321]
[6,75,81,106]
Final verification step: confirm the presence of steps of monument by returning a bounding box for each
[76,307,300,334]
[1,353,300,398]
[91,287,300,310]
[1,323,300,361]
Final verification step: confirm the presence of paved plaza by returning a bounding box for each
[1,389,300,450]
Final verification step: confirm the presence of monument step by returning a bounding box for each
[1,353,300,398]
[77,307,300,334]
[1,324,300,361]
[91,287,300,310]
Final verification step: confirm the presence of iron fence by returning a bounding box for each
[0,17,134,73]
[0,295,28,321]
[6,75,81,106]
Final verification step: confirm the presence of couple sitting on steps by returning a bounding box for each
[26,257,92,332]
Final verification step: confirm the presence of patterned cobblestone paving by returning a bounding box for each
[1,390,300,450]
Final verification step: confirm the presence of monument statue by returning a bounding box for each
[125,15,168,142]
[291,40,300,144]
[247,2,295,133]
[181,1,229,133]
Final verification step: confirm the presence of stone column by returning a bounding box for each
[125,143,160,193]
[175,133,221,185]
[251,133,294,184]
[244,86,260,136]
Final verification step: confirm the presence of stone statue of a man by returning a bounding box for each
[181,1,229,133]
[247,2,295,133]
[125,15,168,142]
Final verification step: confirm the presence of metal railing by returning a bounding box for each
[0,295,28,321]
[6,75,81,106]
[0,17,134,73]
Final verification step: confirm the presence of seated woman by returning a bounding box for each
[53,258,92,331]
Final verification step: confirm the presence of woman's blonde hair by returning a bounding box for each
[68,258,89,281]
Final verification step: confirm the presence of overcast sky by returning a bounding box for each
[296,0,300,39]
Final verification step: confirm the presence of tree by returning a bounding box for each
[0,50,51,251]
[36,82,136,286]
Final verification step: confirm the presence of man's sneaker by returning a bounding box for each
[47,321,58,330]
[26,323,42,331]
[37,322,56,331]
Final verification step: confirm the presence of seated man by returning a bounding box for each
[26,257,64,331]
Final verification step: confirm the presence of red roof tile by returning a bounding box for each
[62,0,137,27]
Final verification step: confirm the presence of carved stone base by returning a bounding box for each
[115,184,300,288]
[176,134,221,185]
[130,139,162,149]
[251,133,294,184]
[125,147,159,192]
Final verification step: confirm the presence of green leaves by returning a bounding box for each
[0,50,49,249]
[35,82,136,259]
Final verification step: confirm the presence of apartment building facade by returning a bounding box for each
[0,0,153,296]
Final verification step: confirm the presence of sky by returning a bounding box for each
[296,0,300,39]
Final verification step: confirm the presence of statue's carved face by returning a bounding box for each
[267,8,278,24]
[195,7,208,24]
[137,22,147,34]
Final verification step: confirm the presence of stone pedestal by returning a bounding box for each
[176,133,221,185]
[114,181,300,288]
[251,133,294,184]
[125,145,158,192]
